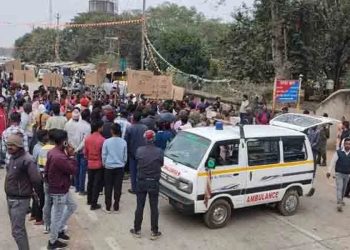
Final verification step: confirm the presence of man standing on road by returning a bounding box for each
[125,111,147,194]
[327,138,350,212]
[130,130,164,240]
[239,94,250,124]
[45,102,67,130]
[64,108,91,195]
[2,112,29,166]
[85,120,105,210]
[46,129,77,249]
[102,123,127,213]
[5,134,42,250]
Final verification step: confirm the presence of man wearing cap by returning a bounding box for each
[130,130,164,240]
[79,97,90,111]
[64,107,91,195]
[5,134,42,250]
[2,112,29,166]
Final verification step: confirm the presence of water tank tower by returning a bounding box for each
[89,0,117,14]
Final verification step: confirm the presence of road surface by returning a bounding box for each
[0,161,349,250]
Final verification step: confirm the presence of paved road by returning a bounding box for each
[1,162,350,250]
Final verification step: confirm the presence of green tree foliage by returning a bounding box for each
[60,12,142,68]
[221,5,274,82]
[14,28,56,63]
[147,3,229,77]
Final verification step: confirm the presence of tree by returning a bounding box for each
[221,4,274,82]
[14,28,56,63]
[147,3,228,77]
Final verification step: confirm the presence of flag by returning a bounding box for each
[204,169,212,208]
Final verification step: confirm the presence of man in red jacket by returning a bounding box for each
[85,120,105,210]
[45,129,77,250]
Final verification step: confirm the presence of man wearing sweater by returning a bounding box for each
[46,129,77,249]
[102,123,127,213]
[85,120,105,210]
[327,137,350,212]
[125,112,147,194]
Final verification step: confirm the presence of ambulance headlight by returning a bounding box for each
[177,179,193,194]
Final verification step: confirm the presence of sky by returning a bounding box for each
[0,0,254,47]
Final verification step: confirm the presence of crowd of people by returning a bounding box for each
[1,72,350,249]
[0,77,255,250]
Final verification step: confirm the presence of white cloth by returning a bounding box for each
[239,100,250,114]
[64,119,91,152]
[20,112,34,137]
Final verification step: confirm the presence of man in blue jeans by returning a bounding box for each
[45,129,77,249]
[64,108,91,195]
[125,111,147,194]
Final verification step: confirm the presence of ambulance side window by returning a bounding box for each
[282,137,307,162]
[209,140,239,167]
[247,139,280,166]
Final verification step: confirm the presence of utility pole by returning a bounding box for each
[55,13,61,61]
[141,0,146,70]
[49,0,53,25]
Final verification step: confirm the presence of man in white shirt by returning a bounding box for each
[327,138,350,212]
[64,108,91,195]
[239,94,250,124]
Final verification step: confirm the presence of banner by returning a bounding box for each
[97,62,108,85]
[127,70,155,95]
[127,70,184,100]
[13,70,35,83]
[5,59,21,73]
[42,73,63,87]
[85,73,98,86]
[172,86,185,101]
[152,75,173,99]
[274,80,300,103]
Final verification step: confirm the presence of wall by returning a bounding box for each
[316,89,350,148]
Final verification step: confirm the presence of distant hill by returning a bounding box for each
[0,47,14,57]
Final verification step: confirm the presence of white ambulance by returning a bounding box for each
[160,113,336,229]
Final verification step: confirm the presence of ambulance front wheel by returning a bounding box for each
[278,189,299,216]
[204,199,232,229]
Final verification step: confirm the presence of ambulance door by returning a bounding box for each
[206,139,247,207]
[245,138,282,206]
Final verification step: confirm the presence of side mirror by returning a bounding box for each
[207,158,216,170]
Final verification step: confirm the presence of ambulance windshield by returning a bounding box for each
[165,132,211,169]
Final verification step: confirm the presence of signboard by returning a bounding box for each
[152,75,173,99]
[97,62,108,85]
[5,59,21,73]
[127,70,155,95]
[274,80,300,103]
[127,70,183,100]
[42,73,63,87]
[85,72,98,86]
[172,86,185,101]
[13,70,35,83]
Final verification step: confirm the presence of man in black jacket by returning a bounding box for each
[5,134,42,250]
[130,130,164,240]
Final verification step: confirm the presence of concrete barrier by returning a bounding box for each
[316,89,350,148]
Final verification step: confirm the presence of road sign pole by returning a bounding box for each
[297,75,303,111]
[272,78,277,113]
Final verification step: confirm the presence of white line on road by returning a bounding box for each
[268,213,323,241]
[105,237,122,250]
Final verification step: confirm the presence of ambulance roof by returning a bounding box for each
[185,125,304,142]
